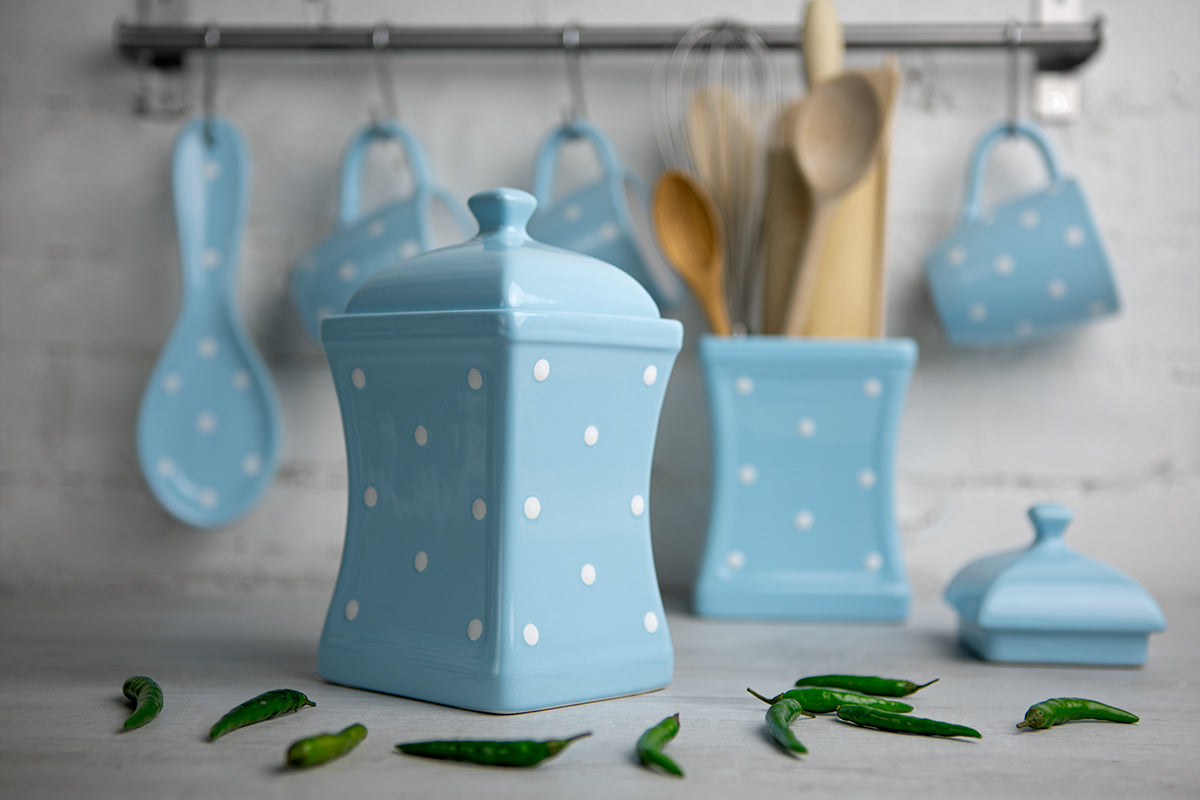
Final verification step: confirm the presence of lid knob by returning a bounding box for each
[1028,503,1073,544]
[469,187,537,242]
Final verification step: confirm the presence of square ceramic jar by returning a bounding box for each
[317,188,683,713]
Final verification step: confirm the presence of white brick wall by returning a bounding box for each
[1,0,1196,600]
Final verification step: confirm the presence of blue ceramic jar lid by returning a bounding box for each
[944,504,1166,634]
[343,187,663,319]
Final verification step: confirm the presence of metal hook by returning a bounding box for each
[202,25,219,143]
[562,24,587,127]
[370,25,399,125]
[1005,19,1022,136]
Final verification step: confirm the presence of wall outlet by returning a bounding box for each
[1033,0,1084,123]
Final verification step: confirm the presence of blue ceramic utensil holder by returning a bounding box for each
[694,337,917,620]
[945,504,1166,666]
[317,188,682,713]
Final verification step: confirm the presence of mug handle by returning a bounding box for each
[338,120,434,226]
[530,119,624,206]
[963,120,1063,222]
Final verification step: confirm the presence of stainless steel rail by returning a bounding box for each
[114,19,1104,72]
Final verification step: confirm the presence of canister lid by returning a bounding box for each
[343,187,663,319]
[944,504,1166,634]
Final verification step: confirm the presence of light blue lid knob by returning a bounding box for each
[469,187,537,243]
[1028,503,1072,543]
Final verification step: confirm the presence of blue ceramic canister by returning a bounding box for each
[694,337,917,621]
[317,188,683,713]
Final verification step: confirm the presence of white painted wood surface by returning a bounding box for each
[2,595,1197,799]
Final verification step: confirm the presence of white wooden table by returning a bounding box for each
[2,593,1197,799]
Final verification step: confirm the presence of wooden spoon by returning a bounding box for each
[652,170,731,336]
[782,73,884,336]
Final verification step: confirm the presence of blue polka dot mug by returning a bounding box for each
[289,121,471,343]
[528,120,683,310]
[924,121,1119,347]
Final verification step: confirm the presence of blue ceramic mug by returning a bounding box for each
[289,121,471,342]
[924,121,1119,347]
[528,120,682,310]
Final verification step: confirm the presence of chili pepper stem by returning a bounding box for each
[913,679,939,691]
[747,687,776,704]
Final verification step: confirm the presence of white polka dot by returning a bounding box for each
[232,370,250,390]
[467,618,483,640]
[163,373,182,394]
[969,302,988,322]
[242,453,262,476]
[1020,209,1041,229]
[643,611,659,634]
[1016,320,1036,337]
[337,261,357,283]
[351,368,366,389]
[524,496,541,520]
[631,494,646,517]
[584,426,599,446]
[797,418,817,438]
[316,306,334,323]
[738,464,758,485]
[533,358,550,382]
[580,563,596,586]
[344,599,359,621]
[726,550,746,570]
[735,376,754,395]
[864,551,884,571]
[413,551,428,572]
[364,486,378,507]
[598,222,620,242]
[947,246,966,266]
[563,204,582,221]
[1064,226,1086,247]
[157,457,175,477]
[197,337,218,359]
[414,425,429,446]
[198,488,218,508]
[203,249,220,269]
[196,411,217,435]
[523,623,539,646]
[863,378,882,398]
[204,161,221,180]
[643,365,658,386]
[1089,301,1108,316]
[472,498,487,520]
[994,254,1015,276]
[794,510,814,531]
[399,240,421,259]
[367,221,385,238]
[467,368,483,390]
[1048,279,1068,299]
[858,469,877,489]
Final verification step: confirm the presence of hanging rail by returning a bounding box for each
[114,19,1104,73]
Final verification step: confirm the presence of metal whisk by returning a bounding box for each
[652,19,779,334]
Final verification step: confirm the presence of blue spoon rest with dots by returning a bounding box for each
[137,117,281,528]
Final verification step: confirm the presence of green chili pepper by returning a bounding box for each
[208,689,315,741]
[395,732,590,767]
[765,698,811,756]
[747,686,914,714]
[636,713,684,777]
[1017,697,1139,730]
[120,676,163,731]
[836,704,982,739]
[793,673,938,697]
[286,723,368,768]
